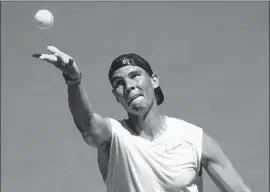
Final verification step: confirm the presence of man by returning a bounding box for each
[33,46,251,192]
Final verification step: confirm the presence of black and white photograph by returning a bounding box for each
[1,1,269,192]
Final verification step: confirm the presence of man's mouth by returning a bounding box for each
[127,94,143,105]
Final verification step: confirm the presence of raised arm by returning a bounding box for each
[32,46,111,148]
[201,132,252,192]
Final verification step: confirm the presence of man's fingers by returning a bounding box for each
[33,53,58,63]
[47,45,62,55]
[40,54,58,62]
[47,45,71,63]
[32,53,42,58]
[32,49,80,78]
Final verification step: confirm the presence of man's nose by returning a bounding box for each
[124,79,135,95]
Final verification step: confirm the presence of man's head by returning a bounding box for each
[108,53,164,114]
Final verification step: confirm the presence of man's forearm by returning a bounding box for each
[202,133,252,192]
[67,83,95,133]
[205,161,252,192]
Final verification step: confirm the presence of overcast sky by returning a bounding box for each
[1,2,269,192]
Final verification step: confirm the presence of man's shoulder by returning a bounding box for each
[166,116,204,144]
[166,116,204,162]
[106,117,132,135]
[106,117,124,126]
[166,116,203,131]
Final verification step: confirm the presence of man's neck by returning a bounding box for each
[127,106,167,140]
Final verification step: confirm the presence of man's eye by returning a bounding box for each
[131,74,139,79]
[114,80,123,88]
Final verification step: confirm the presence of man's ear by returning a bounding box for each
[151,73,159,89]
[112,89,120,103]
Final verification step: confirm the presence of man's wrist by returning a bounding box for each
[62,72,82,86]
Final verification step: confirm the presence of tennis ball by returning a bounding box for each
[34,9,54,29]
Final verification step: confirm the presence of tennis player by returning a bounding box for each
[33,46,251,192]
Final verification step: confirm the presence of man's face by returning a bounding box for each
[111,65,159,114]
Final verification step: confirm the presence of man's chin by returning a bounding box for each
[129,101,149,113]
[130,104,144,112]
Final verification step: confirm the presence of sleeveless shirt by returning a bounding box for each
[105,116,203,192]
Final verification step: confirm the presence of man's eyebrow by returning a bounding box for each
[129,69,142,75]
[111,69,143,82]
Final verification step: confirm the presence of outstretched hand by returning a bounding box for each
[32,46,81,80]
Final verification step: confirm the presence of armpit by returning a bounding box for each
[98,141,111,182]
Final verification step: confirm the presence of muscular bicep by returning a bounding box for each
[81,113,112,148]
[201,133,251,192]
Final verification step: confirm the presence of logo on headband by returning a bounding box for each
[122,58,132,65]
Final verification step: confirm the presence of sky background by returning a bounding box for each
[1,1,269,192]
